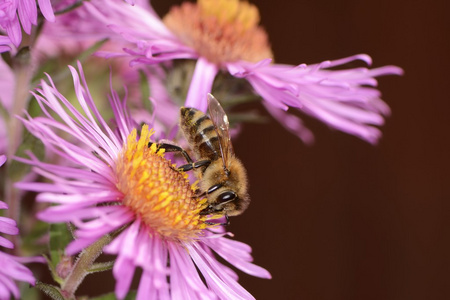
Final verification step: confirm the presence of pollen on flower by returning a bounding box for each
[163,0,273,64]
[115,125,209,241]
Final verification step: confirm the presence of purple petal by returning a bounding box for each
[114,255,135,299]
[0,217,19,236]
[188,243,256,299]
[66,208,134,255]
[168,242,217,299]
[0,201,7,210]
[185,58,219,112]
[234,56,402,143]
[0,236,14,249]
[17,0,37,34]
[37,0,55,22]
[0,44,11,53]
[203,238,271,279]
[263,102,314,144]
[4,17,22,47]
[0,251,42,299]
[0,58,15,109]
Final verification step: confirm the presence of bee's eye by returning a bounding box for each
[207,184,222,194]
[218,191,236,203]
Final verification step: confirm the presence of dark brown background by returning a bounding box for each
[157,0,449,299]
[231,1,450,299]
[136,1,448,299]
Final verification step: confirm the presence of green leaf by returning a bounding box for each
[20,281,41,300]
[21,220,48,255]
[27,94,44,118]
[87,260,115,274]
[35,281,65,300]
[32,38,109,86]
[75,39,109,64]
[49,223,74,267]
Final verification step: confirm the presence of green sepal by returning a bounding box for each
[87,260,115,274]
[49,223,74,268]
[35,281,65,300]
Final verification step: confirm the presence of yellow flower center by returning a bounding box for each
[115,125,208,241]
[163,0,273,64]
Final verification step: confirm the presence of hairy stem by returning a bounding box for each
[61,234,112,299]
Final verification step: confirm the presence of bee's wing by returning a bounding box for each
[207,94,234,170]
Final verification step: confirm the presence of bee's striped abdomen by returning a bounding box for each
[180,107,220,161]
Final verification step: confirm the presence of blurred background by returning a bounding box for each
[72,0,448,299]
[151,0,449,299]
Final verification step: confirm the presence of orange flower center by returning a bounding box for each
[115,125,208,241]
[163,0,273,64]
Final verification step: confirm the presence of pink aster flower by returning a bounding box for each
[16,63,270,299]
[0,0,55,48]
[0,156,44,300]
[83,0,403,144]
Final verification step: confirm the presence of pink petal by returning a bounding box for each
[17,0,37,34]
[185,58,218,112]
[37,0,54,22]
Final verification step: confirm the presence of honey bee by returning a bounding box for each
[179,94,250,219]
[150,94,249,222]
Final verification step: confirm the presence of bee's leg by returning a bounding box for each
[204,215,230,226]
[194,191,207,198]
[177,159,211,172]
[219,215,230,226]
[148,142,194,164]
[192,181,222,199]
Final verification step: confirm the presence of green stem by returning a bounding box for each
[61,234,112,299]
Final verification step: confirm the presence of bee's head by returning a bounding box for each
[200,189,249,217]
[199,158,250,218]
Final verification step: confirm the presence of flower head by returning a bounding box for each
[16,63,270,299]
[83,0,402,144]
[163,0,272,64]
[0,0,55,49]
